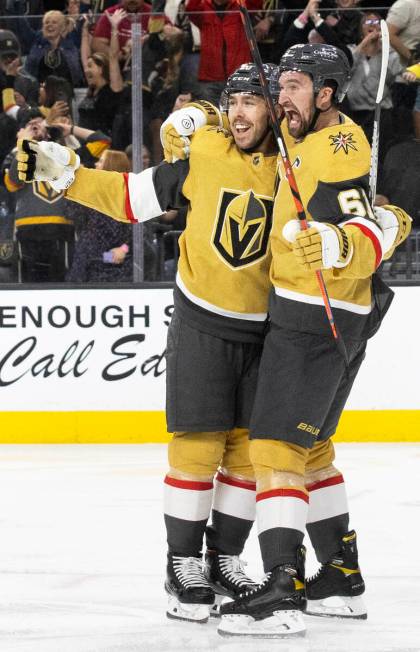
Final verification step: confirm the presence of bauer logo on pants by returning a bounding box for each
[212,189,273,269]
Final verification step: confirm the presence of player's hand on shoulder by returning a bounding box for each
[17,139,80,191]
[160,100,223,163]
[283,219,353,271]
[373,204,412,260]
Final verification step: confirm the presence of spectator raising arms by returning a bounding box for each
[92,0,162,56]
[78,15,123,137]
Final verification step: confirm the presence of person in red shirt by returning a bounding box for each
[92,0,158,56]
[186,0,261,105]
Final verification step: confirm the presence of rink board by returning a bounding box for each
[0,286,419,443]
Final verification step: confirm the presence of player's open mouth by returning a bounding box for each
[233,123,251,134]
[285,110,301,129]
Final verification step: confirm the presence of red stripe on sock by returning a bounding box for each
[256,488,309,503]
[306,474,344,492]
[215,471,256,491]
[164,475,213,491]
[346,222,382,268]
[123,173,137,223]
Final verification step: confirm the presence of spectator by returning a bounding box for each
[387,0,420,135]
[64,0,87,48]
[78,22,123,136]
[0,1,43,46]
[347,12,404,163]
[107,7,181,151]
[45,114,112,166]
[92,0,163,57]
[254,0,286,63]
[281,0,353,64]
[0,29,39,112]
[322,0,364,47]
[172,0,201,95]
[146,27,185,160]
[66,148,133,283]
[39,74,74,118]
[125,142,151,169]
[23,10,84,86]
[1,109,75,282]
[186,0,260,105]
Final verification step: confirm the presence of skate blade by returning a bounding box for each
[166,596,210,623]
[305,596,367,620]
[210,593,232,618]
[217,610,306,638]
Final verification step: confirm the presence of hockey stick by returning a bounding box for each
[238,5,348,362]
[369,19,390,203]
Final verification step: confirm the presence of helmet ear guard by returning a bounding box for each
[279,44,351,103]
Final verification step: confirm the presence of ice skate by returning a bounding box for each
[205,549,258,616]
[165,553,215,623]
[305,530,367,620]
[217,547,306,638]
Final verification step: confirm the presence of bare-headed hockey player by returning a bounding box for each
[15,64,282,624]
[214,44,412,638]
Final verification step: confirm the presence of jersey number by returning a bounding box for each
[337,189,368,217]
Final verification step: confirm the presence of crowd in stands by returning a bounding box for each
[0,0,419,283]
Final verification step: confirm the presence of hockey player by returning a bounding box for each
[214,44,412,638]
[15,64,281,623]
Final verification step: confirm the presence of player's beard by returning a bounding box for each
[240,120,272,153]
[285,105,315,139]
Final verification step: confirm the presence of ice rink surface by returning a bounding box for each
[0,443,419,652]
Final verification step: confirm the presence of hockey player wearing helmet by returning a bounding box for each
[160,62,280,159]
[217,44,411,638]
[15,63,281,624]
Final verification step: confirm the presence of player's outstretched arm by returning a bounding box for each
[17,138,189,224]
[160,100,228,163]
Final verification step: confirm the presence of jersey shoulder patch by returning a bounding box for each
[318,122,371,183]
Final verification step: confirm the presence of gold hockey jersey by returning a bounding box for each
[269,115,393,339]
[66,127,278,340]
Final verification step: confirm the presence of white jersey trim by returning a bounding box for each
[127,167,163,223]
[274,286,373,315]
[176,272,267,321]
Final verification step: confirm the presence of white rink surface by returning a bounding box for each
[0,443,419,652]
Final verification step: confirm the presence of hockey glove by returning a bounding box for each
[283,219,353,271]
[160,101,224,163]
[17,139,80,192]
[373,204,412,260]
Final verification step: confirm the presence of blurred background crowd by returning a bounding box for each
[0,0,419,284]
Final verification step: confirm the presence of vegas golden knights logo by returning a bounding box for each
[33,181,64,203]
[213,189,273,269]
